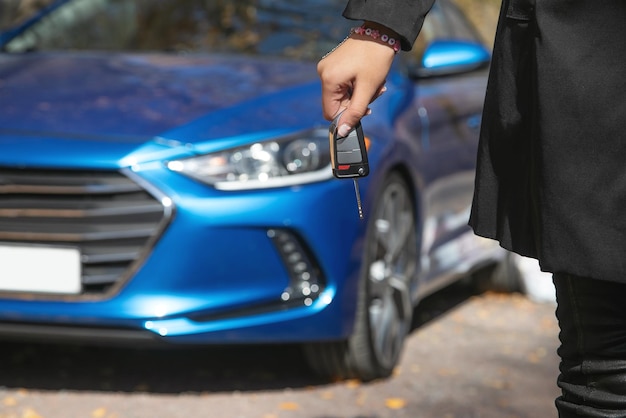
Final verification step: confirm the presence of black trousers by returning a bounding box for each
[553,273,626,417]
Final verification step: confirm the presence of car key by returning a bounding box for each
[329,113,369,219]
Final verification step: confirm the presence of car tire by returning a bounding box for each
[303,172,417,381]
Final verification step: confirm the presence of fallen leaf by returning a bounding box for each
[320,391,334,400]
[477,309,490,319]
[385,398,406,410]
[437,368,459,377]
[345,379,360,389]
[3,396,17,406]
[483,379,506,390]
[92,408,107,418]
[279,402,299,411]
[22,408,43,418]
[497,398,511,408]
[498,367,511,376]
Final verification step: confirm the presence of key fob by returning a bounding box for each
[329,114,369,179]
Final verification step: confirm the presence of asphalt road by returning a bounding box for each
[0,282,561,418]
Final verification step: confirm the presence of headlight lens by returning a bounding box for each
[167,129,332,190]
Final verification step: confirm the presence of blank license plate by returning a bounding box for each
[0,244,81,294]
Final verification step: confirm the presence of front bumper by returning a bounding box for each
[0,165,370,344]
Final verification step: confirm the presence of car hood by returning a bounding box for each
[0,52,322,166]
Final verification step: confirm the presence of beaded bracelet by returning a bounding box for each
[352,24,401,53]
[321,24,401,60]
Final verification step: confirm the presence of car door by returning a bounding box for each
[397,0,494,295]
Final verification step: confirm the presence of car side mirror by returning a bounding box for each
[409,40,491,79]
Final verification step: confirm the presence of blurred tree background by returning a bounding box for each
[0,0,54,30]
[0,0,501,53]
[453,0,501,47]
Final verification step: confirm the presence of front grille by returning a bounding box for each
[0,167,172,298]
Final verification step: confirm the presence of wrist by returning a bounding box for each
[350,22,401,53]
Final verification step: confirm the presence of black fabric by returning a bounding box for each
[553,273,626,417]
[468,0,539,260]
[469,0,626,283]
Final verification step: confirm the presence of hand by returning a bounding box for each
[318,27,397,136]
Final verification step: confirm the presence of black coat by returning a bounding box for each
[345,0,626,283]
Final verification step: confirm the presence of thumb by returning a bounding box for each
[336,90,372,137]
[336,80,388,136]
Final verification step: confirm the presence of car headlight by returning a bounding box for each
[167,129,332,191]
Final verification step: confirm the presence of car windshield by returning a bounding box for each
[0,0,352,60]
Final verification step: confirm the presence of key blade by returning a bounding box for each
[353,178,364,220]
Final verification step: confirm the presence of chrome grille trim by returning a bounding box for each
[0,167,173,299]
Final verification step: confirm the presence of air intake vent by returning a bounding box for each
[0,167,172,298]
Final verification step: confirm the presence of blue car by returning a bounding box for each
[0,0,511,380]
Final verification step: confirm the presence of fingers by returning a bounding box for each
[318,80,348,121]
[318,37,395,131]
[318,67,387,123]
[336,84,387,135]
[318,60,351,121]
[336,90,375,136]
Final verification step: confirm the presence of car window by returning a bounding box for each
[0,0,54,32]
[4,0,138,52]
[2,0,484,63]
[1,0,351,60]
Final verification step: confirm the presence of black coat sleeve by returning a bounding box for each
[343,0,436,50]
